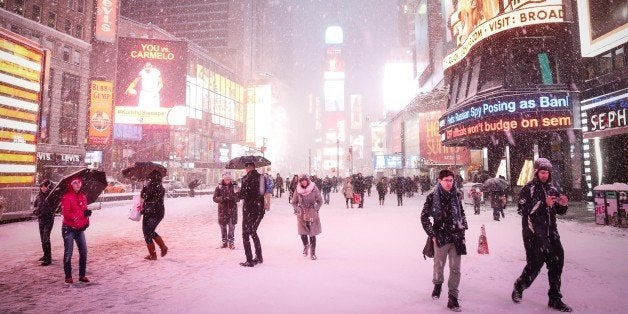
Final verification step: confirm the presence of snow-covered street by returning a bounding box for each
[1,191,626,313]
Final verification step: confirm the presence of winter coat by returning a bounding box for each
[291,182,323,236]
[376,181,387,194]
[238,169,264,214]
[421,186,468,255]
[61,186,89,231]
[353,176,366,193]
[341,182,354,199]
[275,176,284,189]
[33,189,56,222]
[518,175,567,241]
[321,179,332,193]
[490,191,506,209]
[213,181,239,225]
[141,178,165,219]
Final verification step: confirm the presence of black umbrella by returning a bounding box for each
[46,168,108,206]
[481,177,509,192]
[122,161,167,181]
[225,155,271,169]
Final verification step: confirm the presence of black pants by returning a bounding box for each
[397,194,403,206]
[377,192,385,202]
[358,192,365,208]
[300,235,316,251]
[242,210,264,262]
[39,218,54,261]
[515,236,564,300]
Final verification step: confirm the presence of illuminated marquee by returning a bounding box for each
[439,92,573,143]
[0,30,44,186]
[444,0,565,70]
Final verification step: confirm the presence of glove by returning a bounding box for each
[84,209,92,217]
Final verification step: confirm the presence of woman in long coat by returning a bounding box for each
[141,170,167,260]
[213,172,239,249]
[291,175,323,260]
[341,177,354,208]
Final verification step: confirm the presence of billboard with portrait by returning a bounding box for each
[443,0,565,70]
[115,37,188,125]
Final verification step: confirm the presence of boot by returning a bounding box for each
[145,243,157,260]
[310,247,317,260]
[447,295,461,312]
[431,284,442,300]
[154,236,168,257]
[548,299,572,312]
[303,244,309,257]
[511,284,523,303]
[41,242,52,266]
[220,242,228,248]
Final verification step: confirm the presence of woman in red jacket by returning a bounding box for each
[61,177,91,283]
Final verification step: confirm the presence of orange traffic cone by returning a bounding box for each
[478,224,489,254]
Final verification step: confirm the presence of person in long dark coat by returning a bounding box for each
[33,180,56,266]
[288,174,299,204]
[237,162,265,267]
[395,177,404,206]
[213,172,239,249]
[141,170,168,260]
[421,169,468,312]
[511,158,572,312]
[352,173,366,208]
[376,177,388,205]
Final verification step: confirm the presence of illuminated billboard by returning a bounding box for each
[115,37,188,125]
[88,80,113,146]
[0,30,44,186]
[577,0,628,57]
[324,80,344,112]
[95,0,118,43]
[350,95,363,130]
[444,0,565,70]
[419,111,470,165]
[325,26,343,45]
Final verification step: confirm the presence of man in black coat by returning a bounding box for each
[33,180,56,266]
[237,162,265,267]
[512,158,572,312]
[352,173,366,208]
[421,169,468,312]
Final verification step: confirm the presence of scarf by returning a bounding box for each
[297,181,315,196]
[432,183,465,230]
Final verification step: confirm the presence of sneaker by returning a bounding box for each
[431,284,442,300]
[79,276,90,283]
[239,261,255,267]
[512,285,523,303]
[548,299,572,312]
[447,296,461,312]
[65,277,73,283]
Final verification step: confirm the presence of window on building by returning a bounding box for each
[60,73,80,146]
[31,5,41,22]
[74,25,83,39]
[456,63,470,103]
[67,0,74,10]
[77,0,84,12]
[479,47,504,91]
[598,51,612,75]
[62,46,70,62]
[47,12,57,28]
[14,0,24,15]
[72,50,80,65]
[466,59,481,98]
[64,20,72,34]
[614,46,625,70]
[448,72,461,108]
[10,25,21,35]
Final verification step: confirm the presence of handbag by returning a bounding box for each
[352,193,361,204]
[128,195,142,221]
[422,237,434,260]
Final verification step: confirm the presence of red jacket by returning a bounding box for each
[61,190,89,230]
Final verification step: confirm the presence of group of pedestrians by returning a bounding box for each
[420,159,572,312]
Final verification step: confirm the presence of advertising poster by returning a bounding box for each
[419,110,470,165]
[0,30,44,186]
[115,37,188,125]
[88,80,113,146]
[577,0,628,57]
[371,123,386,154]
[95,0,118,43]
[444,0,565,69]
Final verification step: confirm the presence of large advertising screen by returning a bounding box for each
[419,111,470,165]
[444,0,565,70]
[577,0,628,57]
[115,37,188,125]
[0,30,44,186]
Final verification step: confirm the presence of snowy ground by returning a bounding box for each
[1,191,626,313]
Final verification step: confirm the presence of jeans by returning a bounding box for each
[39,218,54,261]
[62,225,87,278]
[220,222,235,244]
[142,216,163,244]
[323,191,330,204]
[433,242,461,298]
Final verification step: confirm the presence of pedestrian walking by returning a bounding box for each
[421,169,468,312]
[395,177,404,206]
[275,173,284,198]
[341,177,354,208]
[490,190,506,221]
[288,174,298,204]
[188,178,200,197]
[60,177,92,283]
[352,173,366,208]
[237,162,265,267]
[291,175,323,260]
[33,180,56,266]
[376,177,388,205]
[213,172,239,249]
[511,158,572,312]
[321,176,332,204]
[471,187,482,215]
[141,170,168,260]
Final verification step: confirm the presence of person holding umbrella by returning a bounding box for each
[291,174,323,260]
[33,180,56,266]
[213,172,239,249]
[141,170,168,260]
[237,162,266,267]
[60,177,92,283]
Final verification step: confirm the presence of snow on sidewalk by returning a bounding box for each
[0,192,626,313]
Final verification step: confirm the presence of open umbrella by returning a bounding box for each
[46,168,108,206]
[481,177,509,192]
[122,161,167,181]
[225,155,271,169]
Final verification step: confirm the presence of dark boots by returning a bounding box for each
[431,284,442,300]
[447,295,461,312]
[511,284,523,303]
[548,299,572,312]
[40,242,52,266]
[145,243,157,260]
[154,236,168,257]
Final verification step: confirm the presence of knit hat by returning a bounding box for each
[534,158,552,172]
[222,172,232,180]
[40,179,53,188]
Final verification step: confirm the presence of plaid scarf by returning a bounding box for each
[432,183,465,230]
